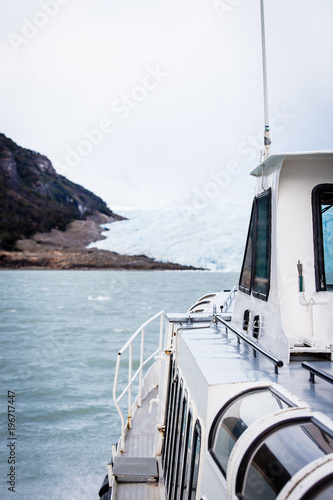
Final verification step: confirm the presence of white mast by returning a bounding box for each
[260,0,271,160]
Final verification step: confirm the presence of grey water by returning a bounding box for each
[0,270,238,500]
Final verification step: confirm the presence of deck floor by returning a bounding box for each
[115,387,164,500]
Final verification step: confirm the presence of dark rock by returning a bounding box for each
[0,133,120,250]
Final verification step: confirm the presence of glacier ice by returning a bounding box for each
[88,204,250,271]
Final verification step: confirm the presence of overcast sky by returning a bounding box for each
[1,0,333,211]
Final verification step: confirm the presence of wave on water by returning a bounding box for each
[89,204,250,271]
[88,295,111,301]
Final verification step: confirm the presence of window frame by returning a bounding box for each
[164,365,179,482]
[171,391,189,500]
[235,416,333,499]
[208,387,295,478]
[180,409,193,500]
[188,419,202,500]
[239,201,255,296]
[312,183,333,292]
[162,354,174,467]
[166,377,183,492]
[239,189,272,302]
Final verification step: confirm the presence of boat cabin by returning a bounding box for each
[232,152,333,363]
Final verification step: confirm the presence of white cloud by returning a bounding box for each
[1,0,333,209]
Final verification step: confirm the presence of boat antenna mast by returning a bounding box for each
[260,0,271,161]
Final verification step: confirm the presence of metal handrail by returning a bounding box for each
[113,310,165,452]
[220,285,237,312]
[215,315,284,374]
[302,362,333,385]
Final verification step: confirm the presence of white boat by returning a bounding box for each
[98,3,333,499]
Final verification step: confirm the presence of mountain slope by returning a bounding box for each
[0,133,114,250]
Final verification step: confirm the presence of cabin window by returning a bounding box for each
[239,202,255,294]
[312,184,333,291]
[164,366,179,482]
[189,421,201,500]
[180,411,193,500]
[166,379,183,492]
[236,418,333,500]
[239,190,272,301]
[172,395,188,499]
[209,388,291,477]
[162,355,174,467]
[253,190,271,299]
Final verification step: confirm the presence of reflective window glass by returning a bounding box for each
[239,420,333,500]
[302,476,333,500]
[180,412,193,500]
[239,202,255,294]
[312,184,333,291]
[253,190,271,300]
[322,201,333,288]
[239,190,271,301]
[189,423,201,500]
[211,389,290,475]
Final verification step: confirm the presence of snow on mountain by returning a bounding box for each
[88,203,251,271]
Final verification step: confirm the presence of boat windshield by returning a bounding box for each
[210,388,291,475]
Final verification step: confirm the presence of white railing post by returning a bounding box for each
[159,313,164,351]
[128,342,132,429]
[113,352,126,452]
[138,327,145,407]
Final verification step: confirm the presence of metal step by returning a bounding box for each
[112,457,158,483]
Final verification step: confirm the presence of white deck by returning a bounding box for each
[114,387,164,500]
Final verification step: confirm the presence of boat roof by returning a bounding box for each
[251,151,333,177]
[174,319,333,420]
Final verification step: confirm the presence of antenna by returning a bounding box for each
[260,0,271,160]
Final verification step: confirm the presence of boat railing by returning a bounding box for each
[220,285,237,312]
[302,361,333,385]
[216,315,284,374]
[113,310,165,452]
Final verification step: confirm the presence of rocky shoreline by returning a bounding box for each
[0,213,201,271]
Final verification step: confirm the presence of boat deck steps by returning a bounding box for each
[113,457,158,483]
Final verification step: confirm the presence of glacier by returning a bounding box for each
[88,203,251,271]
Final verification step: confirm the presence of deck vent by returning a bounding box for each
[112,457,158,483]
[253,315,260,338]
[243,309,250,331]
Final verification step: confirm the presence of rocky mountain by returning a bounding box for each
[0,133,115,250]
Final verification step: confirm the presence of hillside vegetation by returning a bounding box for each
[0,133,112,250]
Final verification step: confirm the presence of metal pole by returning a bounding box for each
[260,0,271,159]
[159,313,164,351]
[138,327,145,407]
[128,342,132,429]
[113,352,126,452]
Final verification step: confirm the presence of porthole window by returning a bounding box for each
[236,418,333,500]
[312,184,333,291]
[209,388,292,476]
